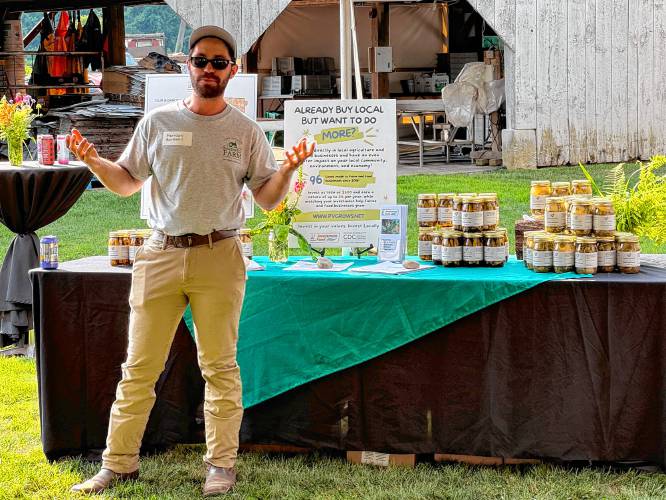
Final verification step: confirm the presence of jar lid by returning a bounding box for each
[240,228,251,235]
[496,227,508,234]
[418,193,437,199]
[531,180,551,186]
[459,192,477,197]
[576,236,597,244]
[117,231,130,237]
[441,230,462,238]
[596,236,615,242]
[546,196,565,203]
[437,192,455,198]
[462,232,483,238]
[572,179,592,184]
[461,195,480,202]
[140,229,153,237]
[554,235,576,242]
[418,226,434,232]
[483,231,503,238]
[552,181,571,187]
[429,231,441,237]
[614,231,633,238]
[570,199,592,206]
[109,230,119,237]
[616,234,640,243]
[533,234,554,242]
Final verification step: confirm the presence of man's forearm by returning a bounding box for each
[253,167,294,210]
[87,157,144,197]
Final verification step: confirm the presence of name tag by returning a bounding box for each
[162,131,192,146]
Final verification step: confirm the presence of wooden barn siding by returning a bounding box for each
[472,0,665,165]
[165,0,290,55]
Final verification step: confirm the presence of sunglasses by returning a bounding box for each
[189,56,235,70]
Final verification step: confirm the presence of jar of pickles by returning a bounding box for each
[497,227,509,262]
[452,195,463,231]
[575,236,598,274]
[530,181,552,218]
[596,236,616,273]
[431,231,442,265]
[240,228,253,259]
[462,232,484,266]
[616,234,641,274]
[441,230,463,267]
[523,231,542,270]
[483,231,505,267]
[437,193,455,228]
[532,234,554,273]
[568,199,593,236]
[109,230,130,266]
[553,235,576,273]
[545,196,567,233]
[417,194,438,228]
[418,228,433,261]
[479,193,499,231]
[128,230,142,265]
[592,198,616,237]
[552,181,571,197]
[461,196,484,233]
[572,179,593,196]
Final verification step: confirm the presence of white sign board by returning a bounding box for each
[140,73,258,220]
[284,99,397,248]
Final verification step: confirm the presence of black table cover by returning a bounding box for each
[0,163,91,339]
[30,258,666,467]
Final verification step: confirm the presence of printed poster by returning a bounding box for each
[284,99,397,248]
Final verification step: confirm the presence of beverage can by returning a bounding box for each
[40,235,59,269]
[56,135,70,165]
[37,134,55,165]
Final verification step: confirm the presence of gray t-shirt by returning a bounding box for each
[118,100,276,235]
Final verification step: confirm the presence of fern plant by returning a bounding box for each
[580,156,666,243]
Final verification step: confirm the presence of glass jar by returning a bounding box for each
[575,236,598,274]
[530,181,552,218]
[572,179,593,196]
[592,198,616,237]
[545,196,566,233]
[437,193,455,228]
[108,231,121,267]
[616,234,641,274]
[553,235,576,273]
[463,232,484,266]
[417,194,438,228]
[479,193,499,231]
[523,231,542,270]
[431,231,442,265]
[483,231,505,267]
[551,181,571,197]
[441,230,462,267]
[532,234,554,273]
[497,227,509,262]
[418,228,433,261]
[461,196,484,233]
[119,231,131,265]
[596,236,616,273]
[129,230,144,265]
[240,228,253,259]
[452,195,463,231]
[568,199,593,236]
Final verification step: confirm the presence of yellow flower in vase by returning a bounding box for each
[0,93,41,166]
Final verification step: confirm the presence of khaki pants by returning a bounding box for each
[102,235,247,473]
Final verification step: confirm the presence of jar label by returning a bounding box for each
[483,210,498,226]
[570,213,593,230]
[118,245,129,260]
[525,247,533,265]
[442,246,462,262]
[617,251,640,267]
[533,250,553,268]
[575,251,598,268]
[417,207,437,222]
[461,211,483,227]
[109,246,120,260]
[545,211,566,227]
[530,194,548,210]
[463,246,483,261]
[418,240,432,256]
[432,243,442,260]
[553,250,574,267]
[452,210,461,226]
[598,250,616,267]
[242,242,253,258]
[594,214,616,231]
[129,246,137,261]
[438,207,453,223]
[484,246,504,262]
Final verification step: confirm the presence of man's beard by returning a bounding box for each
[192,73,229,98]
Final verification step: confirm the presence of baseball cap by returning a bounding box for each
[189,25,237,58]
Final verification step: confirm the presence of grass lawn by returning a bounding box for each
[0,165,665,498]
[1,358,664,499]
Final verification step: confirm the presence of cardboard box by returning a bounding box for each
[514,219,545,260]
[347,451,416,467]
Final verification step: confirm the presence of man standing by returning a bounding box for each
[69,26,314,496]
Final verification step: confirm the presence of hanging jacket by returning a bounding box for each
[30,12,54,86]
[80,10,103,70]
[51,11,69,78]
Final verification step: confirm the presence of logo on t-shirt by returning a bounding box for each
[223,139,242,162]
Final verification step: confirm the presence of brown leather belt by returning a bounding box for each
[153,229,238,248]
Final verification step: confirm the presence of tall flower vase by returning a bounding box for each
[7,139,23,166]
[268,224,290,263]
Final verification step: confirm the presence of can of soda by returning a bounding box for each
[37,134,55,165]
[40,235,59,270]
[56,135,70,165]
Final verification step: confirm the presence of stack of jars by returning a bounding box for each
[417,192,508,267]
[108,229,153,267]
[525,180,640,274]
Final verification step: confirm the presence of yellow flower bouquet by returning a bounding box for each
[0,93,41,166]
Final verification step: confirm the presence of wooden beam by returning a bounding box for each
[103,5,125,66]
[370,2,389,99]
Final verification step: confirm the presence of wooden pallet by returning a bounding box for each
[434,453,542,466]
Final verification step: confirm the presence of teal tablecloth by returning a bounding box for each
[183,257,584,408]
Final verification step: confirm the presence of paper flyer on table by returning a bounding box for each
[284,99,397,248]
[283,260,354,272]
[350,261,434,275]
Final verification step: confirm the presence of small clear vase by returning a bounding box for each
[7,139,23,166]
[268,224,290,263]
